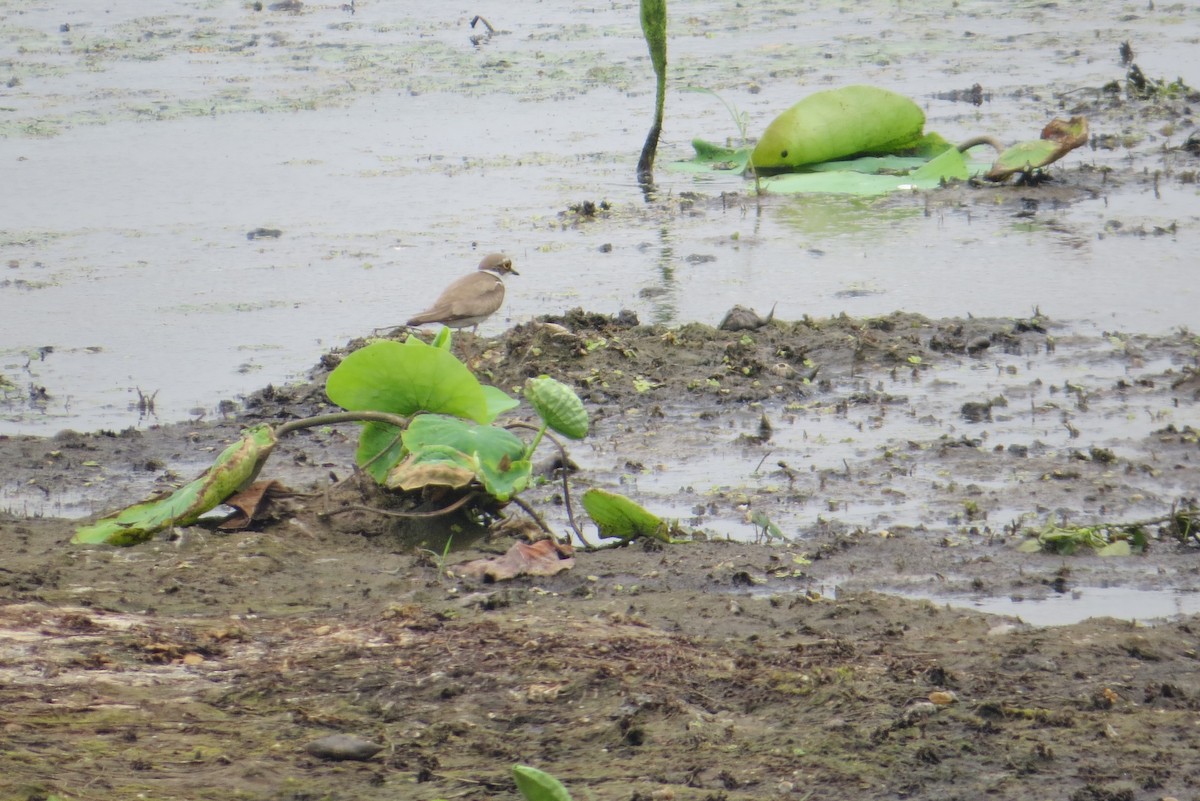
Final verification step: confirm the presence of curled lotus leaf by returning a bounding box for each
[386,446,476,492]
[524,375,589,440]
[582,488,665,541]
[751,85,926,170]
[72,425,278,547]
[986,116,1088,181]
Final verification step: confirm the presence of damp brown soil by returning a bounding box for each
[2,311,1200,801]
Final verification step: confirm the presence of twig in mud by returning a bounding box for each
[509,495,555,538]
[469,15,495,45]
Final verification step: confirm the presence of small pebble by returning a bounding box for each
[305,733,383,761]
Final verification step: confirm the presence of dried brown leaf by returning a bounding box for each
[455,539,575,582]
[219,479,289,530]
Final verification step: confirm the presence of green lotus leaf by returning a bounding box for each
[986,116,1089,181]
[355,421,406,483]
[398,415,531,502]
[986,139,1060,180]
[476,455,532,502]
[513,765,573,801]
[483,384,521,421]
[402,415,526,461]
[326,337,502,424]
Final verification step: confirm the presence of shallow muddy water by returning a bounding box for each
[2,0,1198,433]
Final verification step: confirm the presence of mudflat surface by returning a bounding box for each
[2,311,1199,801]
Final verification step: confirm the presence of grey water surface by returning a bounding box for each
[2,0,1197,433]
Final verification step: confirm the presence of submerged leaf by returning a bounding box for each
[1095,541,1132,557]
[759,146,970,196]
[72,425,277,546]
[751,85,926,170]
[673,138,753,173]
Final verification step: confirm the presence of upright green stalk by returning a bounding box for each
[637,0,667,182]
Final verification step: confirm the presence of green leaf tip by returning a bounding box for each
[582,488,679,542]
[512,765,573,801]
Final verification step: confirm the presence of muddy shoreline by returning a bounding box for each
[3,310,1199,800]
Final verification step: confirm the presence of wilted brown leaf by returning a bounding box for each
[219,479,289,530]
[1040,115,1089,147]
[455,539,575,582]
[985,115,1088,182]
[386,456,474,493]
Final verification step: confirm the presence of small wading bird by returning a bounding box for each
[406,252,518,334]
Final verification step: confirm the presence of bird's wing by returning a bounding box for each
[406,272,504,325]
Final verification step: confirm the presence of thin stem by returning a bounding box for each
[509,496,555,538]
[956,135,1006,154]
[507,421,593,549]
[273,410,410,439]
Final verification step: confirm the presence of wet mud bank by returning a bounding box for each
[2,311,1199,800]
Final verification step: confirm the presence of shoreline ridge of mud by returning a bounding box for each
[1,310,1199,801]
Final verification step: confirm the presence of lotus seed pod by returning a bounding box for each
[524,375,588,440]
